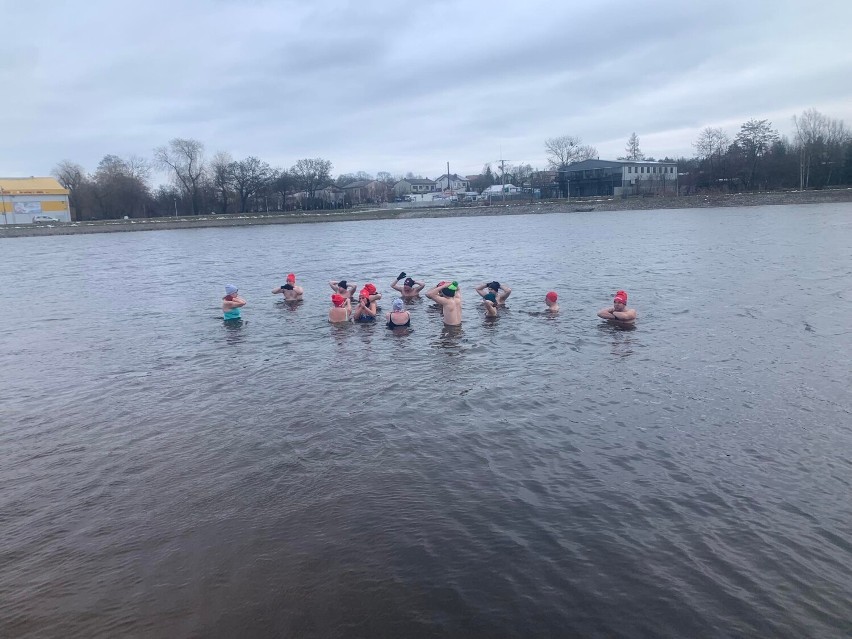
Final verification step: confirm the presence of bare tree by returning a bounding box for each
[693,127,731,185]
[52,160,87,220]
[91,155,152,218]
[793,108,849,189]
[618,132,645,161]
[154,138,206,214]
[229,156,273,212]
[210,151,234,214]
[291,158,333,205]
[734,119,779,190]
[544,135,598,169]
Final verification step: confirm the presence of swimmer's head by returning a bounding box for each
[225,284,238,296]
[441,281,458,297]
[487,281,500,292]
[403,277,415,288]
[546,291,558,303]
[359,288,371,301]
[392,298,404,312]
[365,283,377,295]
[337,280,347,291]
[331,294,345,307]
[484,292,497,303]
[287,273,296,283]
[613,290,627,306]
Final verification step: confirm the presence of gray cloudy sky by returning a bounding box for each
[3,0,851,181]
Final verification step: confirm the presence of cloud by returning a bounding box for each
[2,0,851,180]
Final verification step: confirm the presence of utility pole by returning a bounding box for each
[447,162,450,193]
[500,159,506,202]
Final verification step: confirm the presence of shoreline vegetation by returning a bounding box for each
[2,189,850,239]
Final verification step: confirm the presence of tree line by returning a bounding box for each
[52,107,849,220]
[542,108,851,194]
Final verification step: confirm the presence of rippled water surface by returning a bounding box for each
[2,204,851,638]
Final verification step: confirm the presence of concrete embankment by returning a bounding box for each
[2,189,850,239]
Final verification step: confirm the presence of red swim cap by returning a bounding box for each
[359,288,371,299]
[331,294,345,307]
[614,290,627,303]
[287,273,296,282]
[365,283,377,294]
[546,291,558,302]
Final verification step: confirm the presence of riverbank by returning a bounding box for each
[2,189,850,238]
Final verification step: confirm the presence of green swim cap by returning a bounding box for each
[447,281,458,291]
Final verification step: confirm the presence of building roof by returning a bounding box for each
[396,178,434,185]
[342,180,372,189]
[563,159,677,172]
[435,173,469,182]
[0,176,69,195]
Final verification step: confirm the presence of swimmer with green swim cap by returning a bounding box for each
[426,279,462,325]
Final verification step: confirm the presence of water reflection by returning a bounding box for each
[222,318,246,344]
[432,324,464,352]
[597,321,637,357]
[276,299,304,313]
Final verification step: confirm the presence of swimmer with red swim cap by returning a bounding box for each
[597,290,636,324]
[328,293,351,323]
[272,273,304,301]
[545,291,559,312]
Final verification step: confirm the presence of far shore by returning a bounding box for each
[2,189,850,239]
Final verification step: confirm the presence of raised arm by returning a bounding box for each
[499,285,512,302]
[426,284,447,304]
[390,280,404,292]
[474,282,489,298]
[413,280,426,292]
[329,280,339,292]
[225,296,247,309]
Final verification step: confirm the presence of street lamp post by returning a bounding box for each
[173,198,178,217]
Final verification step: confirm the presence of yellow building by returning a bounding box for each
[0,177,71,224]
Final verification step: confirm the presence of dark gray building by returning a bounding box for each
[560,159,678,197]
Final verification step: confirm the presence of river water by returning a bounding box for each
[1,203,850,638]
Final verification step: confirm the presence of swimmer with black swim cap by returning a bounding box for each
[475,280,513,306]
[391,271,425,298]
[597,290,636,324]
[475,281,512,317]
[272,273,304,301]
[329,279,357,299]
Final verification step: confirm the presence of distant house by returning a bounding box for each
[560,159,678,197]
[343,180,389,204]
[393,178,436,197]
[285,185,345,209]
[433,173,470,192]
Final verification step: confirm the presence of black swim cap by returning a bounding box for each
[488,281,500,291]
[404,277,415,287]
[441,286,456,297]
[338,280,347,288]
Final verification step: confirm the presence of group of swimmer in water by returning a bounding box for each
[221,272,637,328]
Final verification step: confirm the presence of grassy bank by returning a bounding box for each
[2,189,850,239]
